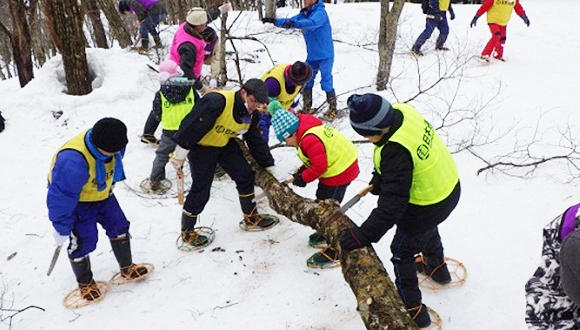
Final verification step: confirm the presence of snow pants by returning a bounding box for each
[183,139,255,215]
[304,57,334,93]
[481,23,507,59]
[68,195,130,259]
[150,131,177,182]
[140,12,167,40]
[413,16,449,50]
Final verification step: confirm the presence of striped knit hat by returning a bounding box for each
[348,93,394,136]
[271,109,299,142]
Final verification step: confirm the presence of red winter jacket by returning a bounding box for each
[296,114,359,186]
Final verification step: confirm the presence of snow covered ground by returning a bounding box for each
[1,1,579,329]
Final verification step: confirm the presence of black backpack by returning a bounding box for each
[421,0,430,14]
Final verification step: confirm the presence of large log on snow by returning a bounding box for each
[238,140,418,330]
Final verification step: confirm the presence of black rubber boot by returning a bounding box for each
[110,234,132,269]
[301,88,313,114]
[70,256,101,301]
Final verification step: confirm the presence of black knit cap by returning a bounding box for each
[118,0,130,13]
[348,93,394,136]
[287,61,312,86]
[560,230,580,305]
[242,78,269,104]
[91,117,128,152]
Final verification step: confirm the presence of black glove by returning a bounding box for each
[470,15,479,28]
[262,17,275,24]
[521,14,530,27]
[281,21,295,28]
[369,171,381,195]
[340,227,371,252]
[292,172,307,187]
[449,9,455,20]
[193,78,203,91]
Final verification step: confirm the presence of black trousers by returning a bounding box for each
[315,182,349,203]
[183,139,255,215]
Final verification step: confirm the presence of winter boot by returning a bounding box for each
[306,247,340,269]
[416,254,452,285]
[322,91,338,120]
[239,194,278,231]
[149,180,161,191]
[301,88,313,114]
[308,232,328,248]
[110,234,149,280]
[70,256,101,301]
[181,211,209,247]
[435,46,450,51]
[408,304,431,328]
[411,48,424,57]
[152,35,162,49]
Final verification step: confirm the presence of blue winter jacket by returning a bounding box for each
[274,0,334,61]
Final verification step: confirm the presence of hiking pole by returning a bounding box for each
[254,177,294,202]
[339,184,374,213]
[46,245,63,276]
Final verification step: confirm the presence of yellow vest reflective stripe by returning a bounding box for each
[197,90,250,147]
[487,0,516,25]
[297,125,358,178]
[373,103,458,205]
[439,0,450,11]
[160,88,195,130]
[261,64,302,109]
[48,130,115,202]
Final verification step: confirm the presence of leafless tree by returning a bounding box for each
[84,0,109,48]
[1,0,34,87]
[376,0,404,90]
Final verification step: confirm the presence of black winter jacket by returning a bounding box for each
[178,8,221,80]
[148,80,199,135]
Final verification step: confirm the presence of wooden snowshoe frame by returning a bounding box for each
[417,256,467,290]
[238,215,280,232]
[175,226,216,252]
[139,178,172,195]
[63,281,110,309]
[110,263,155,285]
[306,248,341,269]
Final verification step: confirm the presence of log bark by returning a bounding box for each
[237,139,418,330]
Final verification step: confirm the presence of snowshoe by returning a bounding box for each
[408,304,442,330]
[239,213,280,232]
[110,263,154,285]
[176,226,215,252]
[477,55,491,63]
[308,232,328,249]
[306,247,340,269]
[435,46,449,51]
[139,178,172,195]
[63,280,110,309]
[415,254,467,290]
[411,48,424,57]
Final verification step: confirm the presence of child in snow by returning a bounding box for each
[258,61,313,143]
[271,108,359,268]
[525,203,580,329]
[118,0,167,51]
[470,0,530,61]
[47,118,150,301]
[343,93,460,328]
[261,0,337,120]
[411,0,455,56]
[145,59,199,192]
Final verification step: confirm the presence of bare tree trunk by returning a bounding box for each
[218,13,228,86]
[85,0,109,48]
[238,140,418,330]
[41,0,92,95]
[97,0,133,48]
[6,0,34,87]
[376,0,404,91]
[28,0,53,68]
[264,0,275,18]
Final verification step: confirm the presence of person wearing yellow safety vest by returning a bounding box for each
[145,59,199,192]
[411,0,455,56]
[257,61,313,143]
[470,0,529,62]
[270,108,359,269]
[170,79,278,248]
[47,118,151,302]
[343,93,460,328]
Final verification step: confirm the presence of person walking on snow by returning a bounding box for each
[258,61,313,143]
[144,59,199,192]
[270,108,359,268]
[525,203,580,329]
[118,0,167,51]
[261,0,337,120]
[470,0,530,62]
[47,118,150,302]
[411,0,455,56]
[343,94,460,328]
[170,79,278,248]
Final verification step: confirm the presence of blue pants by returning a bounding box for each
[140,13,166,39]
[413,16,449,50]
[68,195,130,259]
[304,58,334,92]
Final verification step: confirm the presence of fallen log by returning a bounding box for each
[238,139,418,330]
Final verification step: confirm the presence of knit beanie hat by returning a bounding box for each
[91,117,128,152]
[271,109,299,142]
[285,61,312,86]
[186,7,208,26]
[158,59,184,82]
[348,93,393,136]
[560,230,580,305]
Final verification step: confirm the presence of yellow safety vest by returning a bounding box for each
[160,88,195,130]
[373,103,458,205]
[487,0,516,25]
[297,125,358,178]
[48,130,115,202]
[197,90,250,147]
[439,0,450,11]
[261,64,302,109]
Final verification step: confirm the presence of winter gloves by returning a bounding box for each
[470,15,479,28]
[292,172,307,187]
[340,226,371,251]
[53,231,69,246]
[369,171,382,195]
[171,145,189,170]
[521,14,530,27]
[281,21,295,28]
[262,17,275,24]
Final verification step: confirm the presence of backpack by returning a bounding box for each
[421,0,430,14]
